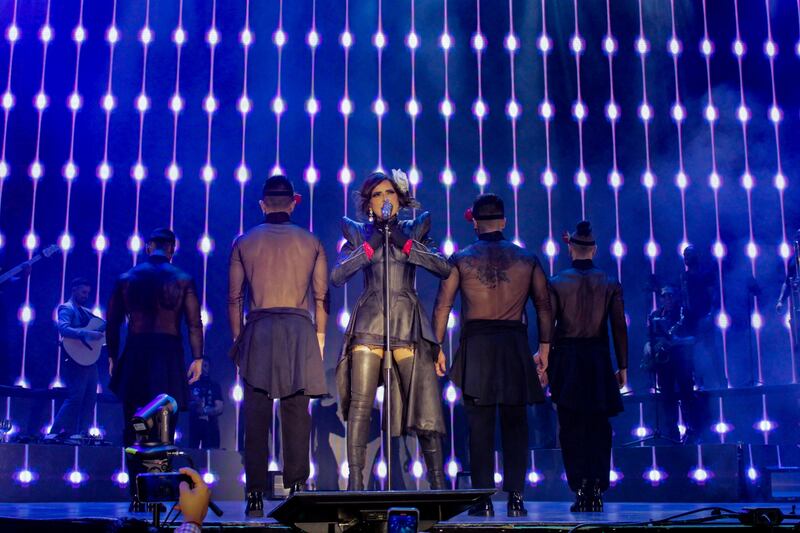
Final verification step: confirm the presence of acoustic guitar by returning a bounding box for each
[62,316,106,366]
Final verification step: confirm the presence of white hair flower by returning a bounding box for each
[391,168,410,194]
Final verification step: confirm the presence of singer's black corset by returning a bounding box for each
[331,212,451,348]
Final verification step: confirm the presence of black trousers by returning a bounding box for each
[655,347,701,441]
[51,357,98,436]
[557,406,612,492]
[465,401,528,493]
[188,417,221,449]
[244,381,311,492]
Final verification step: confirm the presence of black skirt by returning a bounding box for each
[547,337,623,416]
[110,333,190,410]
[230,307,326,399]
[450,320,544,405]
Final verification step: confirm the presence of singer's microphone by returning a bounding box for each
[381,198,392,221]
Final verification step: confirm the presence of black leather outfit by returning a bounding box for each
[332,212,451,490]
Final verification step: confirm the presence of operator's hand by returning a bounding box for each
[187,359,203,384]
[616,368,628,390]
[435,348,447,377]
[176,467,210,526]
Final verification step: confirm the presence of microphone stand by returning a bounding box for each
[381,206,394,490]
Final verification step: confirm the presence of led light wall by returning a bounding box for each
[0,0,798,488]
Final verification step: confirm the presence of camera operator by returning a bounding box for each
[642,285,700,443]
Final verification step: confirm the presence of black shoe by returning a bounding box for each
[245,491,264,518]
[569,480,591,513]
[590,480,604,512]
[128,498,147,514]
[507,491,527,517]
[467,498,494,517]
[289,481,305,495]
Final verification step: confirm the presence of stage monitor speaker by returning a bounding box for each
[268,489,495,532]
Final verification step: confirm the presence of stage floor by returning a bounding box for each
[0,500,796,530]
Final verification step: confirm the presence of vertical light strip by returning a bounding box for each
[406,0,421,192]
[765,0,796,381]
[236,0,252,235]
[732,0,764,384]
[471,0,487,193]
[304,0,320,231]
[439,0,455,258]
[537,0,556,274]
[17,0,54,389]
[603,0,624,280]
[668,0,690,257]
[231,0,251,450]
[0,0,20,246]
[336,0,353,344]
[337,5,353,483]
[129,0,153,265]
[271,0,286,177]
[51,0,87,392]
[372,0,386,172]
[569,0,588,218]
[167,0,186,229]
[636,0,658,310]
[505,0,522,243]
[700,0,730,387]
[199,2,218,338]
[94,1,118,319]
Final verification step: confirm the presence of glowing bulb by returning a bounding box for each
[377,460,387,479]
[372,98,386,116]
[769,106,782,123]
[669,38,682,56]
[604,36,617,55]
[636,37,649,55]
[198,234,213,255]
[271,96,285,115]
[709,172,721,190]
[202,472,216,484]
[133,163,146,181]
[207,28,219,46]
[691,468,709,482]
[40,25,53,43]
[2,91,14,110]
[203,94,218,115]
[440,33,453,50]
[733,40,744,57]
[575,170,588,188]
[445,384,457,404]
[672,103,685,122]
[713,421,731,434]
[612,240,625,258]
[408,167,420,186]
[716,311,730,330]
[712,241,725,259]
[273,29,286,47]
[200,164,215,183]
[98,162,111,181]
[447,460,459,478]
[639,103,652,122]
[539,100,553,120]
[701,38,713,56]
[412,460,423,479]
[606,102,619,121]
[305,166,318,184]
[305,97,319,116]
[338,167,352,185]
[774,173,786,190]
[646,241,659,258]
[440,169,454,187]
[173,27,186,45]
[406,32,419,50]
[68,92,82,111]
[140,27,153,45]
[17,470,33,484]
[236,164,250,183]
[440,99,453,117]
[340,31,353,48]
[338,309,351,330]
[34,92,48,111]
[240,28,253,47]
[473,99,487,119]
[779,241,790,259]
[642,171,655,189]
[68,471,84,484]
[545,240,557,258]
[573,101,586,121]
[764,40,777,57]
[102,93,116,112]
[19,304,34,323]
[756,419,774,432]
[528,471,542,484]
[647,469,663,483]
[609,470,621,483]
[128,234,142,253]
[63,162,77,180]
[609,170,622,189]
[231,383,243,402]
[506,100,520,119]
[307,30,319,48]
[570,35,584,54]
[542,169,555,188]
[704,104,718,122]
[747,467,758,481]
[93,234,108,252]
[339,98,353,116]
[268,460,279,472]
[475,168,488,187]
[472,33,485,51]
[170,94,184,113]
[136,94,150,113]
[373,31,386,49]
[504,33,518,52]
[115,472,129,485]
[494,472,503,484]
[442,238,455,256]
[7,25,20,42]
[106,26,119,43]
[538,34,551,53]
[59,233,73,251]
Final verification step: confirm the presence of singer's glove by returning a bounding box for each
[365,225,384,251]
[388,221,410,250]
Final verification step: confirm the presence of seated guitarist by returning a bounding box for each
[48,277,104,440]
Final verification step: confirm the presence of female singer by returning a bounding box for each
[331,170,451,490]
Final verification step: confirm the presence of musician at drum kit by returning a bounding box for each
[47,277,106,440]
